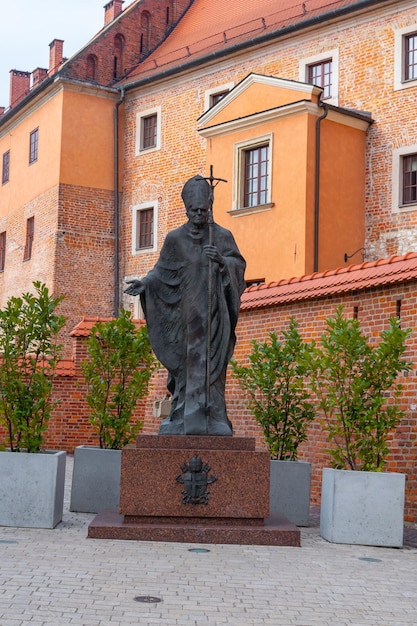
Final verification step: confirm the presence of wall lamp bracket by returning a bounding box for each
[344,247,365,263]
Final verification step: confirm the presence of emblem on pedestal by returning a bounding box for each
[176,455,216,505]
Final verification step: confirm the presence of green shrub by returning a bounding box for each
[231,319,315,460]
[310,306,412,471]
[81,309,156,449]
[0,282,66,452]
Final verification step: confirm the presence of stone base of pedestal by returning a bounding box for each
[88,435,300,547]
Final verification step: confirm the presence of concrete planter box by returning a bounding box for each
[320,467,405,547]
[0,450,66,529]
[270,459,311,526]
[70,446,121,514]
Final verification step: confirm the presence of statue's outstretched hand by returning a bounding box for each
[124,279,145,296]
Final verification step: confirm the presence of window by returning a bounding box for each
[394,26,417,90]
[135,107,161,155]
[299,50,338,104]
[391,146,417,212]
[2,150,10,184]
[243,144,269,208]
[404,32,417,82]
[0,231,6,271]
[23,217,34,260]
[402,153,417,205]
[141,114,157,150]
[132,201,158,254]
[29,128,38,164]
[232,135,273,212]
[307,59,332,99]
[204,82,234,111]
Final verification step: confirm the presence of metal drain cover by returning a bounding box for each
[188,548,210,553]
[134,596,162,603]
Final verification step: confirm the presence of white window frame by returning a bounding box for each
[135,106,161,155]
[204,82,234,111]
[299,49,339,105]
[394,25,417,91]
[232,134,273,213]
[131,200,158,254]
[392,144,417,213]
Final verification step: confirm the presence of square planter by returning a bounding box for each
[270,459,311,526]
[0,450,66,529]
[70,446,121,514]
[320,467,405,547]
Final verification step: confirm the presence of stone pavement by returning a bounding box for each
[1,456,417,626]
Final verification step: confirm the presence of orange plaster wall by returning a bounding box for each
[318,119,367,271]
[60,90,116,190]
[0,92,63,216]
[208,81,315,127]
[206,113,312,282]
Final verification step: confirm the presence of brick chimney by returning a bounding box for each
[104,0,124,25]
[32,67,48,88]
[9,70,31,107]
[49,39,64,74]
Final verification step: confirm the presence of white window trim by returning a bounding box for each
[204,82,234,111]
[394,25,417,92]
[135,106,161,155]
[131,200,158,254]
[392,145,417,213]
[232,134,273,212]
[299,49,339,105]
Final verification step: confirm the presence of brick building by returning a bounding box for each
[1,1,417,516]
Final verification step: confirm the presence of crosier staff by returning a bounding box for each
[203,165,227,419]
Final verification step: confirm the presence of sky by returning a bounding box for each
[0,0,127,109]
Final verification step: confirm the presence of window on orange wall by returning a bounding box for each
[402,154,417,205]
[23,217,34,261]
[243,144,269,208]
[404,33,417,81]
[29,128,39,164]
[2,150,10,184]
[308,59,332,99]
[0,231,6,271]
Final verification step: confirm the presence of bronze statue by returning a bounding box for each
[125,175,246,435]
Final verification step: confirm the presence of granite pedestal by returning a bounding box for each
[88,435,300,546]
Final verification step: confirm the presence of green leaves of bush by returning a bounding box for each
[81,309,156,449]
[310,306,412,471]
[0,282,66,452]
[231,319,315,460]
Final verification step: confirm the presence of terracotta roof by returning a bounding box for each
[56,358,75,377]
[122,0,387,86]
[241,252,417,310]
[70,316,145,337]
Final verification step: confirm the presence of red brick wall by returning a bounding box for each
[62,0,192,87]
[1,279,415,520]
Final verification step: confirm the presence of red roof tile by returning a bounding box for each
[121,0,385,86]
[56,358,75,377]
[70,316,145,337]
[241,252,417,310]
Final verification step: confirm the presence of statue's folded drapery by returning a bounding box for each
[141,222,246,435]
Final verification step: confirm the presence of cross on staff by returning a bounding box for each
[203,165,228,419]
